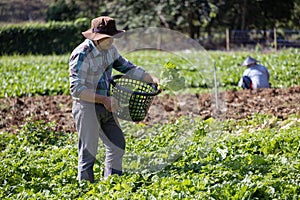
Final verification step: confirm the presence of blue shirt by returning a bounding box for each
[69,39,146,99]
[238,64,270,89]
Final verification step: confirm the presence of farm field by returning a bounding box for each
[0,49,300,199]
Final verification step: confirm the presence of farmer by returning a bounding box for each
[69,16,157,182]
[238,56,270,90]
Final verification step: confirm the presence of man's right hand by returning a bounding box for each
[103,96,120,112]
[78,90,120,112]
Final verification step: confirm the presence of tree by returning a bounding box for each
[46,0,79,21]
[75,0,104,19]
[103,0,212,39]
[104,0,160,29]
[208,0,296,30]
[290,0,300,29]
[258,0,294,29]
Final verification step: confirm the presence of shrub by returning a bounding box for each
[0,19,89,55]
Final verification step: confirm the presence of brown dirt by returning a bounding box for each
[1,86,300,133]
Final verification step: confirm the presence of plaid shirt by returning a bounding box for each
[69,39,146,99]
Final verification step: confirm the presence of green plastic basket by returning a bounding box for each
[110,74,160,122]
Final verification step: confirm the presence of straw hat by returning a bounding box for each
[242,56,259,66]
[82,16,125,41]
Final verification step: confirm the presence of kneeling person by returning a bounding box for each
[238,56,270,90]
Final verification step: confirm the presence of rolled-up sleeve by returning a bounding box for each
[69,52,89,98]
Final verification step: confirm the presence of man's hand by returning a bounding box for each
[143,73,159,87]
[103,96,120,112]
[79,90,120,112]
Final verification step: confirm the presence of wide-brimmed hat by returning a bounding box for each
[82,16,125,41]
[242,56,259,66]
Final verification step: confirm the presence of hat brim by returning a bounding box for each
[241,59,259,66]
[82,29,125,40]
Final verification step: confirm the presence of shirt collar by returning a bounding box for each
[86,39,101,57]
[86,39,115,57]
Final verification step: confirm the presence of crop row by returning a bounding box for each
[0,49,299,97]
[1,114,299,199]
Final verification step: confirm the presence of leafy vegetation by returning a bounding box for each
[46,0,79,21]
[0,49,299,97]
[0,54,69,97]
[0,114,299,199]
[159,62,186,91]
[1,49,299,198]
[0,0,299,54]
[210,49,300,89]
[0,20,89,55]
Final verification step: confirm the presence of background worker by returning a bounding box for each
[238,56,270,90]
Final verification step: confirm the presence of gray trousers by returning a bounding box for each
[72,100,125,182]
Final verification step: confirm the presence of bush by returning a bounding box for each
[0,20,89,55]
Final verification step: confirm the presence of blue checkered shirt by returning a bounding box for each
[69,39,146,99]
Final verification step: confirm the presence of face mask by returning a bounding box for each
[95,38,114,50]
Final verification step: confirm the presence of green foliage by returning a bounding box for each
[0,54,69,97]
[0,20,89,55]
[103,0,212,39]
[0,49,299,97]
[105,0,160,29]
[1,114,299,199]
[212,0,296,30]
[1,0,299,44]
[122,50,214,89]
[46,0,79,21]
[159,62,186,92]
[210,49,300,90]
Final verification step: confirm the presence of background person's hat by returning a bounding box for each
[82,16,125,41]
[242,56,259,66]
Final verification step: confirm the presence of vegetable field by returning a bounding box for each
[0,49,300,199]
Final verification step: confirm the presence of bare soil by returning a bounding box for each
[1,86,300,133]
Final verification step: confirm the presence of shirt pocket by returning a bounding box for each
[88,59,104,87]
[90,57,102,73]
